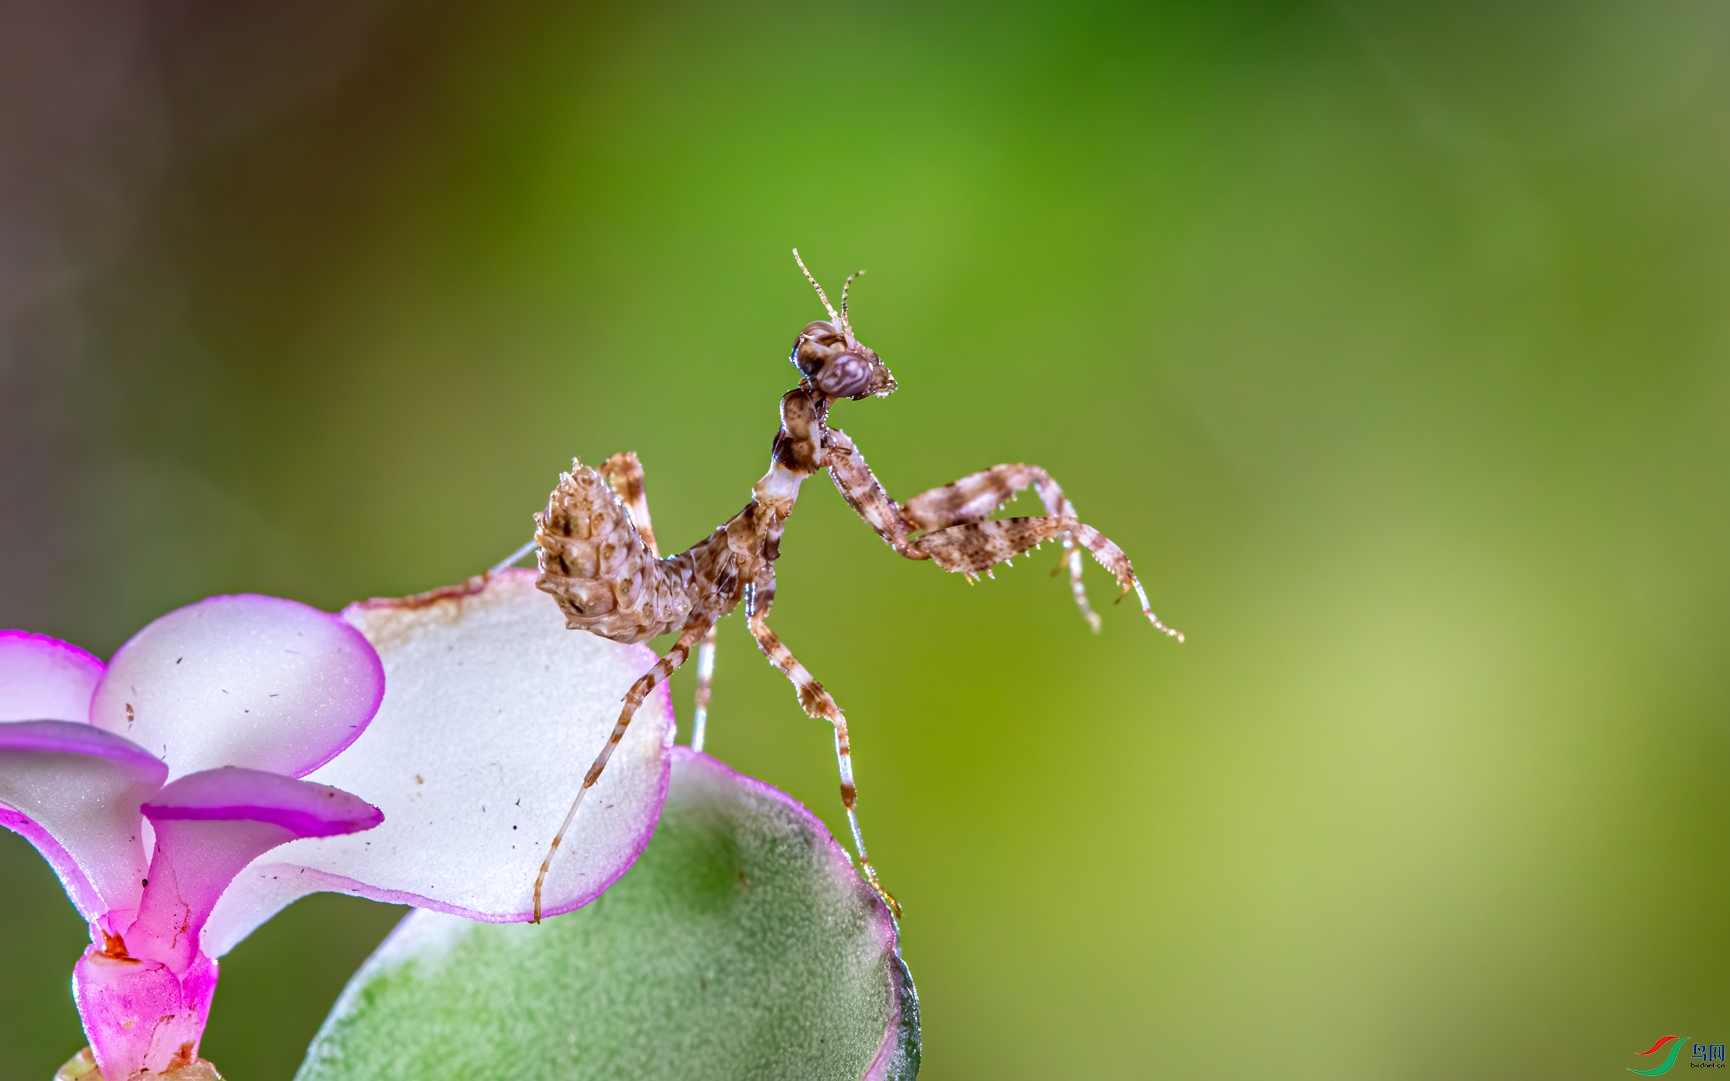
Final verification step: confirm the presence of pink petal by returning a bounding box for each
[143,766,385,835]
[0,720,166,926]
[0,630,103,722]
[129,767,381,973]
[202,571,674,957]
[89,594,385,781]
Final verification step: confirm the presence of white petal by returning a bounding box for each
[202,571,674,957]
[0,631,103,723]
[89,594,385,781]
[0,721,166,926]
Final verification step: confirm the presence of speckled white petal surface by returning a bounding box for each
[89,594,385,781]
[0,721,167,925]
[202,572,674,957]
[0,631,104,723]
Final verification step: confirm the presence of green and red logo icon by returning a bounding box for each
[1629,1035,1726,1075]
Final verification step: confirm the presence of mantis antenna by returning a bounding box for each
[792,248,840,324]
[840,268,866,341]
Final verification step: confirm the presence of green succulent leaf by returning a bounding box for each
[296,748,918,1081]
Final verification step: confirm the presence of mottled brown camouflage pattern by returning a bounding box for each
[528,251,1179,920]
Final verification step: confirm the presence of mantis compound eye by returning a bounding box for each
[792,320,846,375]
[791,320,897,399]
[812,352,874,398]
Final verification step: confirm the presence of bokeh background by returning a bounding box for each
[4,2,1729,1077]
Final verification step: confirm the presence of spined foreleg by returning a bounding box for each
[899,462,1113,630]
[915,515,1182,640]
[824,429,1178,638]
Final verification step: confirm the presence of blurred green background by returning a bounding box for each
[4,1,1729,1077]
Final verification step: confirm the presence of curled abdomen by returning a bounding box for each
[535,459,694,643]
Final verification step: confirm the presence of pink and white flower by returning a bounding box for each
[2,573,676,1080]
[0,595,386,1079]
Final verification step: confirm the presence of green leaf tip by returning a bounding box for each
[296,747,918,1081]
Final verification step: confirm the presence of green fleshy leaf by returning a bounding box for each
[296,748,918,1081]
